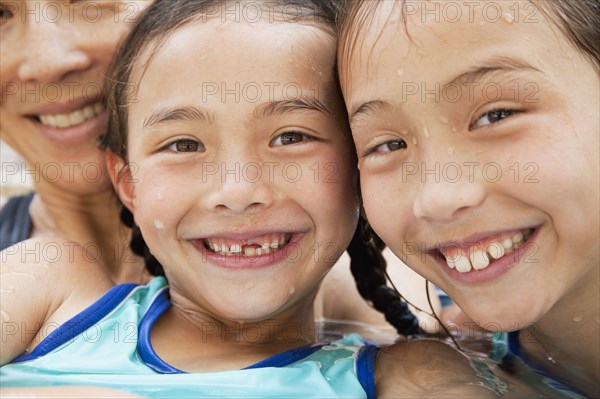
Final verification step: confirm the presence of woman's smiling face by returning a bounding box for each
[339,0,599,329]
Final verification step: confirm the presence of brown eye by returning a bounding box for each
[370,139,407,155]
[167,139,204,152]
[472,109,518,129]
[270,131,314,146]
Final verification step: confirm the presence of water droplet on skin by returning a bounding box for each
[447,147,455,157]
[572,315,583,322]
[412,137,418,145]
[289,287,295,295]
[396,68,404,76]
[501,13,514,24]
[423,127,430,138]
[1,310,10,322]
[154,220,165,229]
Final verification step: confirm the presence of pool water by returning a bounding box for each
[318,320,589,398]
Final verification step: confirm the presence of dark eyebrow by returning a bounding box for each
[445,56,541,88]
[348,100,393,124]
[253,97,333,119]
[142,106,214,129]
[348,57,540,123]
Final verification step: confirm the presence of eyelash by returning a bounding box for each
[269,131,315,147]
[162,139,205,153]
[471,108,520,129]
[0,5,14,24]
[363,139,408,157]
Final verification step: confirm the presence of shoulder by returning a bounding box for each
[1,237,114,364]
[2,236,113,288]
[374,339,497,398]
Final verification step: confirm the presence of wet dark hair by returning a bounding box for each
[103,0,421,336]
[337,0,600,73]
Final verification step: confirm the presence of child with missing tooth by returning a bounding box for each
[0,1,498,397]
[337,0,599,397]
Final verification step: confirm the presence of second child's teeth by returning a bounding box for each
[38,102,105,128]
[441,230,530,273]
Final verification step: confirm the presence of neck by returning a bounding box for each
[154,295,319,372]
[30,181,146,284]
[521,264,599,396]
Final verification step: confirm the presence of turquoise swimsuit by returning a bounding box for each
[1,277,377,398]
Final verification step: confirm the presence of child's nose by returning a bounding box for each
[203,161,275,215]
[412,164,486,222]
[17,19,92,84]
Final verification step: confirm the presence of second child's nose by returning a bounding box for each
[412,164,486,222]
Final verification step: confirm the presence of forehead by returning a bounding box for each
[133,18,335,91]
[341,0,577,98]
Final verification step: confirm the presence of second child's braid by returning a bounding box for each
[120,206,165,277]
[347,217,422,336]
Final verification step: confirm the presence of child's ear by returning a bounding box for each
[106,150,136,213]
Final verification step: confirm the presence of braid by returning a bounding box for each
[120,207,165,276]
[347,217,422,336]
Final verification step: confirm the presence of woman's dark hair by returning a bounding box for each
[103,0,421,336]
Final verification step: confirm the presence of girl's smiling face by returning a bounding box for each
[340,1,599,329]
[116,18,358,322]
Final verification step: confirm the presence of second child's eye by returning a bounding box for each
[472,109,516,128]
[366,139,407,156]
[166,139,205,153]
[270,131,314,146]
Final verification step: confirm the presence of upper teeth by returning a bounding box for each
[39,102,104,128]
[205,234,290,257]
[441,230,531,273]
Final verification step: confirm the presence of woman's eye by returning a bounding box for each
[367,139,407,156]
[270,131,314,146]
[472,109,516,128]
[166,139,204,153]
[0,5,14,24]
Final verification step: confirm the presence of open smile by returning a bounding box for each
[203,233,293,257]
[427,226,541,281]
[28,102,105,129]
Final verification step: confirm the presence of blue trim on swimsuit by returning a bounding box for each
[356,344,378,399]
[508,331,590,398]
[11,284,138,363]
[137,288,182,374]
[243,344,326,369]
[137,289,339,373]
[12,279,379,397]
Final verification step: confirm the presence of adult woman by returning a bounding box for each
[1,1,152,283]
